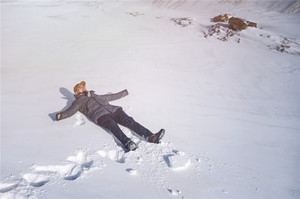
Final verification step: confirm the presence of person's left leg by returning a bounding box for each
[111,109,153,140]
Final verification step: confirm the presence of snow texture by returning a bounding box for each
[1,0,300,198]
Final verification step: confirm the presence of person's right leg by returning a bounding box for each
[97,114,133,148]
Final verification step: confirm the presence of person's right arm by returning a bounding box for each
[56,100,82,121]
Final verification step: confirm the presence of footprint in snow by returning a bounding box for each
[34,163,83,181]
[168,188,182,196]
[164,152,191,171]
[222,189,229,194]
[0,182,19,193]
[63,164,83,181]
[126,168,138,175]
[33,150,93,181]
[23,173,50,187]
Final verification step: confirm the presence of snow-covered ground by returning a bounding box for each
[1,0,300,198]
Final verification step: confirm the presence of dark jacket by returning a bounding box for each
[57,89,128,123]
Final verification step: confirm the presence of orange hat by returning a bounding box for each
[73,81,86,93]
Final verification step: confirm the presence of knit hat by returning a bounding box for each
[73,81,86,93]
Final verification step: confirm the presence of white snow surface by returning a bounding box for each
[1,0,300,198]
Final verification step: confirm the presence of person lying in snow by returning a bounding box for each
[56,81,165,151]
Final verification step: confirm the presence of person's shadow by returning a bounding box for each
[48,87,75,121]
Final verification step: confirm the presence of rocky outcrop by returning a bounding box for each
[228,17,248,30]
[229,18,257,30]
[205,14,257,42]
[170,17,194,27]
[204,24,240,42]
[212,14,257,31]
[246,21,257,28]
[212,14,231,22]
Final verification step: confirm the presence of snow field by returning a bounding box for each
[1,0,300,198]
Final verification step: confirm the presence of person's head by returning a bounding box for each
[73,81,87,95]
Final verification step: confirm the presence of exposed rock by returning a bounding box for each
[212,14,257,30]
[170,17,194,27]
[274,36,297,54]
[212,14,231,22]
[207,15,299,55]
[246,21,257,28]
[204,24,240,43]
[126,12,144,17]
[205,14,258,43]
[229,17,247,30]
[260,34,300,55]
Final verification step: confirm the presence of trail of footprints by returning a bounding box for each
[1,138,264,199]
[1,112,261,199]
[0,140,195,198]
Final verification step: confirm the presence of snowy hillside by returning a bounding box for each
[1,0,300,198]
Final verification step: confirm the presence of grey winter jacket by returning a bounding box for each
[57,89,128,123]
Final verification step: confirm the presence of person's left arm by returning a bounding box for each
[94,89,129,102]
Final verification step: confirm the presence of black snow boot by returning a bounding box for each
[125,140,137,151]
[148,129,165,144]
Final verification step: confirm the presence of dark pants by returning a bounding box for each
[97,109,153,146]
